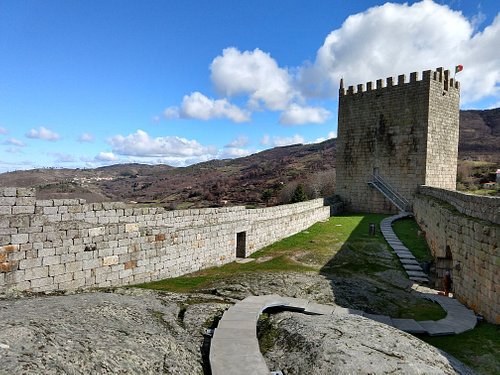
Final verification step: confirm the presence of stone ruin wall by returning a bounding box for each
[336,68,460,213]
[414,186,499,323]
[0,187,331,294]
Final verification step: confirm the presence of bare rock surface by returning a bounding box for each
[0,289,229,374]
[262,311,474,375]
[0,272,474,374]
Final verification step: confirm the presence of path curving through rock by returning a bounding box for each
[209,213,477,375]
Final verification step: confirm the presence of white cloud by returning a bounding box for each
[3,138,26,147]
[220,147,252,158]
[260,134,304,147]
[279,104,332,125]
[163,107,180,119]
[78,133,94,143]
[298,0,500,105]
[48,152,76,163]
[210,47,298,111]
[26,126,60,141]
[164,92,250,123]
[314,131,337,143]
[260,134,271,146]
[0,127,7,135]
[95,152,118,162]
[225,135,249,148]
[108,129,217,159]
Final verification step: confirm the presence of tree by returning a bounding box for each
[291,184,308,203]
[261,188,273,204]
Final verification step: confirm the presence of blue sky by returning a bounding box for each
[1,0,499,172]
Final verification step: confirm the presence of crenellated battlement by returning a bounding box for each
[339,67,460,97]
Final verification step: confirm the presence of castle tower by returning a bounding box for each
[336,68,460,213]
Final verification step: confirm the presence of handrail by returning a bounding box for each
[369,174,411,212]
[372,174,410,207]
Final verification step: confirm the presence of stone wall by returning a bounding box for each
[414,189,499,323]
[419,186,500,225]
[336,68,460,213]
[0,187,330,294]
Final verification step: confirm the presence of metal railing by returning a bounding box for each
[368,174,411,212]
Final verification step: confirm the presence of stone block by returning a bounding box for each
[12,206,35,214]
[89,227,106,237]
[0,197,16,206]
[42,255,61,266]
[24,266,49,280]
[36,200,54,207]
[16,188,35,197]
[30,277,53,288]
[65,261,83,272]
[82,259,100,270]
[19,258,42,269]
[2,187,17,197]
[15,197,36,206]
[125,223,139,233]
[11,234,29,244]
[102,255,119,266]
[49,263,66,276]
[0,260,18,272]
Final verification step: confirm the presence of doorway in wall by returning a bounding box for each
[236,232,246,258]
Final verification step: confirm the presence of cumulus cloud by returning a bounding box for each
[3,138,26,147]
[279,104,332,125]
[210,47,298,111]
[220,135,252,158]
[0,127,7,135]
[78,133,94,143]
[225,135,249,148]
[260,134,304,147]
[314,131,337,143]
[48,152,76,163]
[164,92,250,122]
[95,152,118,162]
[220,147,252,158]
[108,129,217,159]
[298,0,500,105]
[26,126,60,141]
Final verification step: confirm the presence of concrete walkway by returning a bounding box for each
[210,293,477,375]
[209,213,477,374]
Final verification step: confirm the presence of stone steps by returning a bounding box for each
[380,213,429,283]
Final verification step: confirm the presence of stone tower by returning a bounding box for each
[336,68,460,213]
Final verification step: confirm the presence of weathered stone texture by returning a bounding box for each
[414,192,499,324]
[336,68,460,213]
[0,187,330,294]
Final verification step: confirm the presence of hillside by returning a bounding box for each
[0,107,498,207]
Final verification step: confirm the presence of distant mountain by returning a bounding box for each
[0,108,498,207]
[459,108,500,161]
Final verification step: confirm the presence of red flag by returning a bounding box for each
[455,65,463,73]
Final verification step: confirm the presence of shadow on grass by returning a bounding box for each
[318,214,445,320]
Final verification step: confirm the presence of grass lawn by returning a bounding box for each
[419,322,500,375]
[392,217,433,262]
[137,214,387,293]
[134,212,500,373]
[136,213,443,322]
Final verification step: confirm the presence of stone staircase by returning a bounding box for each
[380,213,429,283]
[368,174,411,212]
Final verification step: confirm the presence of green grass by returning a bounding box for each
[137,214,388,292]
[135,213,499,374]
[419,322,500,375]
[136,214,443,321]
[392,218,433,262]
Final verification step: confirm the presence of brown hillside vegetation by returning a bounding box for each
[0,108,498,207]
